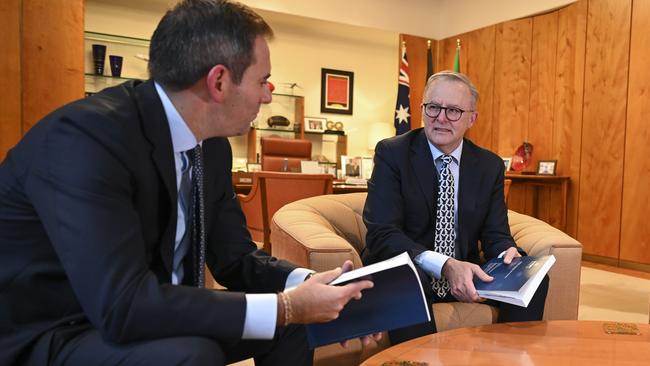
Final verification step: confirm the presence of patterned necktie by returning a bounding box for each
[173,150,193,284]
[189,145,206,288]
[432,154,456,298]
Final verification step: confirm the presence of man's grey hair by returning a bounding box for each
[424,70,479,110]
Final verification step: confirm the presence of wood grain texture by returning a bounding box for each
[493,18,533,159]
[529,12,559,226]
[0,0,22,160]
[465,26,496,151]
[400,34,434,130]
[578,0,631,258]
[21,0,84,132]
[553,0,587,237]
[620,0,650,264]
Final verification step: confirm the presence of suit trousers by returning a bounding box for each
[388,274,550,345]
[23,322,313,366]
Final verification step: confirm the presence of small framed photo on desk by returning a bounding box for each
[537,160,557,175]
[501,157,512,172]
[304,116,327,133]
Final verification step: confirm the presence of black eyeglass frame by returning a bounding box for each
[421,103,474,121]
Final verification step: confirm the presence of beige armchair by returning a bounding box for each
[270,192,582,366]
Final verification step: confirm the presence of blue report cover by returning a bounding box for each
[474,255,555,307]
[305,252,430,348]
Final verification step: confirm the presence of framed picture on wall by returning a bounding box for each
[501,157,512,172]
[320,68,354,115]
[537,160,557,175]
[304,116,327,133]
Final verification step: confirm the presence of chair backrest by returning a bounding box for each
[504,179,512,201]
[237,171,333,252]
[261,137,312,171]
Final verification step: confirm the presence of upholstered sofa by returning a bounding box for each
[270,192,582,366]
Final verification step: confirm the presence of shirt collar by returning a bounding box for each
[428,139,463,165]
[154,81,198,153]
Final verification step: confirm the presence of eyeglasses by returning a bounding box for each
[422,103,473,121]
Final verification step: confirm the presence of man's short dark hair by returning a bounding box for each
[149,0,273,90]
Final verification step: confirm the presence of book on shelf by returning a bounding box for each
[305,252,431,348]
[474,255,556,307]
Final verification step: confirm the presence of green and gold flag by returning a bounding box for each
[453,39,461,72]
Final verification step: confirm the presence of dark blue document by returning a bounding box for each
[305,252,430,348]
[474,255,556,307]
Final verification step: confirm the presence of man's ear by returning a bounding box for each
[206,64,230,103]
[469,111,479,127]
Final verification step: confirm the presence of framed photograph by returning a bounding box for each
[361,157,374,180]
[304,116,327,133]
[501,157,512,172]
[537,160,557,175]
[321,68,354,115]
[246,163,261,173]
[340,155,362,178]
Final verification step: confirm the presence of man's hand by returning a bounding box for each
[285,260,373,324]
[441,258,493,303]
[502,246,521,264]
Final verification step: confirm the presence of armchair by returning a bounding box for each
[270,192,582,366]
[260,137,312,171]
[237,171,333,252]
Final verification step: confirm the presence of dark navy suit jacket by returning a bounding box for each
[362,129,518,284]
[0,80,295,364]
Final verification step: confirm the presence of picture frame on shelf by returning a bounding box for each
[321,68,354,115]
[537,160,557,175]
[361,157,374,180]
[318,162,337,177]
[304,116,327,133]
[340,155,362,178]
[501,157,512,172]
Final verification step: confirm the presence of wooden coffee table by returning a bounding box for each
[361,320,650,365]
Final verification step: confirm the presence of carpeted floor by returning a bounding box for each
[578,265,650,323]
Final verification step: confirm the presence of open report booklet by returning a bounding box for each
[474,255,556,307]
[305,252,431,348]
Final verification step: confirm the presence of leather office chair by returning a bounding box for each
[237,171,333,252]
[260,137,312,172]
[504,179,512,201]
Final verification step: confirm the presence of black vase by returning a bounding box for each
[109,55,123,77]
[92,44,106,75]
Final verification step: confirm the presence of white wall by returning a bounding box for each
[85,1,398,158]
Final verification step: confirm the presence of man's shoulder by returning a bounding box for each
[463,138,502,165]
[377,128,424,151]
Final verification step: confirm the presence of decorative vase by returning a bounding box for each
[92,44,106,75]
[109,55,123,77]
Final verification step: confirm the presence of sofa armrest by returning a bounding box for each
[271,202,364,272]
[508,210,583,320]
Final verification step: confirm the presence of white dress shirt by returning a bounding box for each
[154,82,312,339]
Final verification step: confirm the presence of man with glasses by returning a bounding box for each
[362,71,549,344]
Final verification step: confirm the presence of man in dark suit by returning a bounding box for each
[0,1,376,365]
[363,71,549,344]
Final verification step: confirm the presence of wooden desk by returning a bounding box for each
[506,173,570,231]
[362,320,650,366]
[232,172,367,195]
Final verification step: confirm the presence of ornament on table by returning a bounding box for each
[511,142,533,171]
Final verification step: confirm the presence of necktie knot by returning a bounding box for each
[440,154,453,167]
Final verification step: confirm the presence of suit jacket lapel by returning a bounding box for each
[410,130,436,216]
[458,139,482,259]
[133,80,177,274]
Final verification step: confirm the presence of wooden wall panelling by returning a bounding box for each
[400,34,433,130]
[0,0,22,160]
[553,0,587,237]
[620,0,650,264]
[529,12,559,226]
[578,0,631,258]
[465,26,496,152]
[21,0,84,132]
[493,18,533,213]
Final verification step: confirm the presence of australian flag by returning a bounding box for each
[394,43,411,135]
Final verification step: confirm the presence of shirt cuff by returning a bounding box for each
[285,268,315,290]
[242,293,277,339]
[414,250,451,279]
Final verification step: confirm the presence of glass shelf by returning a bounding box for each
[84,31,150,93]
